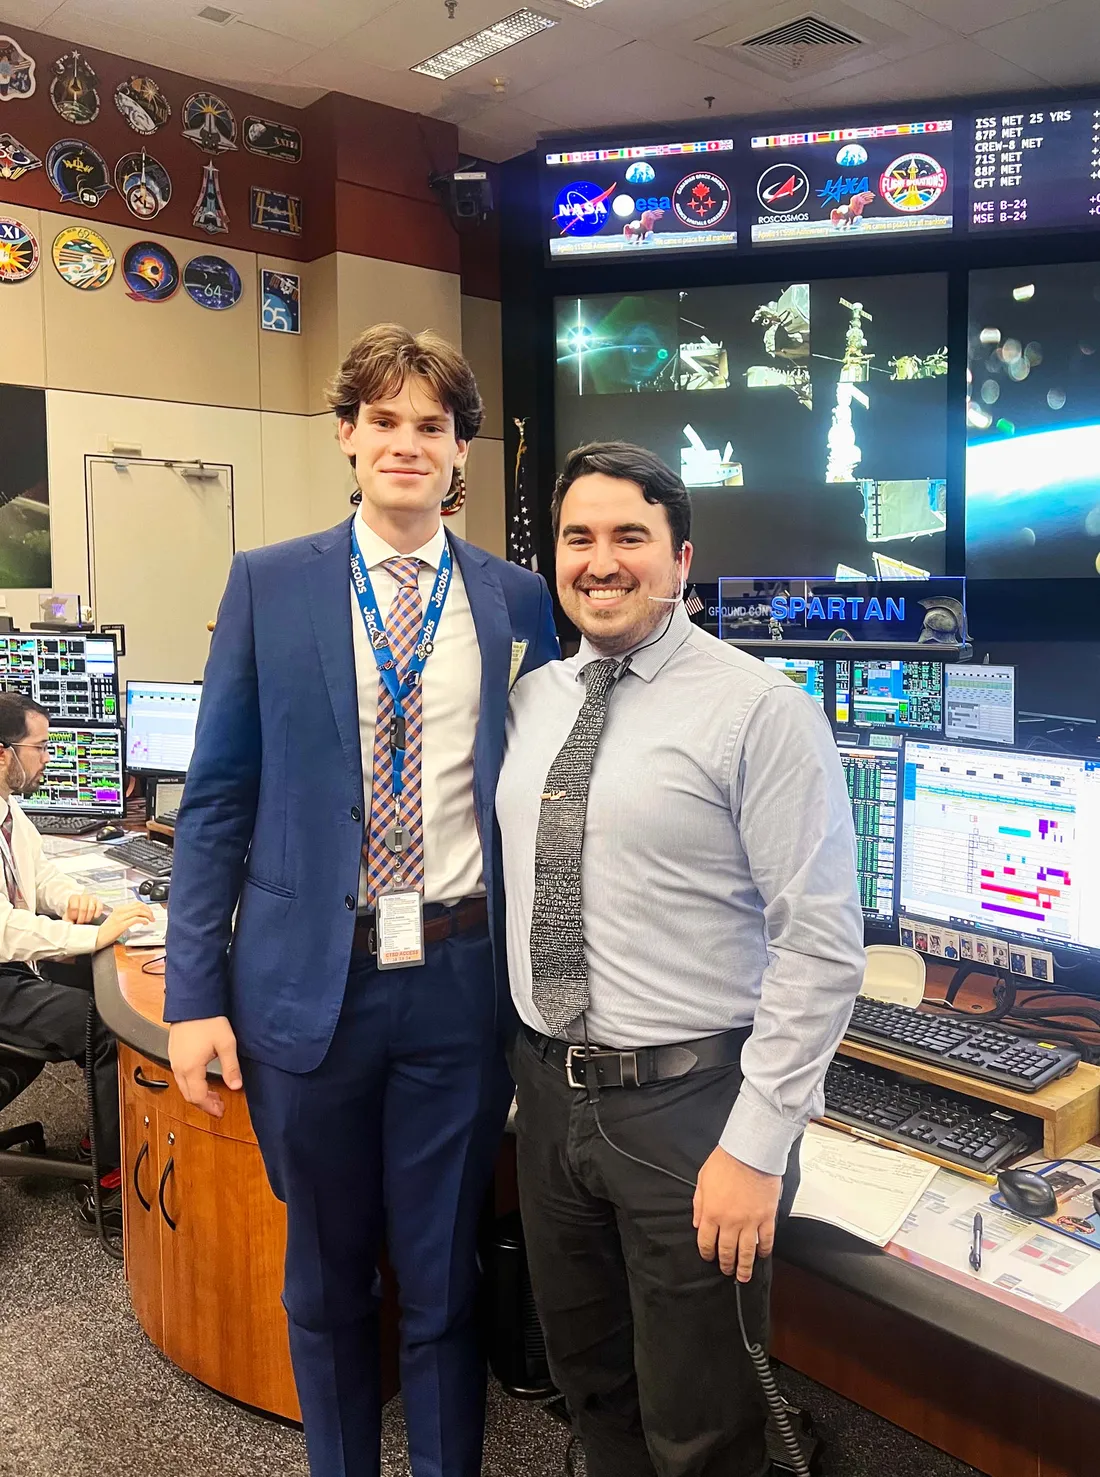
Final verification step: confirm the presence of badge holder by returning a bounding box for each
[375,714,425,970]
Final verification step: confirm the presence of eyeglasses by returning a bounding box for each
[10,742,51,755]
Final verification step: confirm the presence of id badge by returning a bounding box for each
[376,887,425,970]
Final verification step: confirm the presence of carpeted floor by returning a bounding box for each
[0,1062,982,1477]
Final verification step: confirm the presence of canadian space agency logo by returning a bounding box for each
[672,171,731,229]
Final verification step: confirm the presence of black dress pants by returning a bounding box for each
[510,1029,800,1477]
[0,960,120,1171]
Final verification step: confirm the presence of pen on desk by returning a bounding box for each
[969,1211,983,1273]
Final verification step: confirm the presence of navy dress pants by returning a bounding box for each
[242,927,512,1477]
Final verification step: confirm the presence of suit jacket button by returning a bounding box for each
[351,806,361,822]
[345,895,355,910]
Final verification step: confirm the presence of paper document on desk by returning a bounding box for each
[45,855,135,910]
[894,1158,1100,1312]
[791,1123,939,1246]
[121,902,167,948]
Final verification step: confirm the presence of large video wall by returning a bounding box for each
[556,275,948,582]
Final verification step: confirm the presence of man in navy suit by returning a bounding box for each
[164,324,558,1477]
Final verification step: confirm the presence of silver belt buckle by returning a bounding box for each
[564,1045,587,1089]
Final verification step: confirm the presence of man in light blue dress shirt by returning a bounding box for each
[496,442,866,1477]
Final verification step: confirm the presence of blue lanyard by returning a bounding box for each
[350,525,453,798]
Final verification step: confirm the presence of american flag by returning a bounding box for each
[508,417,537,571]
[684,586,704,618]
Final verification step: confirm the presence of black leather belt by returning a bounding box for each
[522,1023,750,1090]
[352,895,488,956]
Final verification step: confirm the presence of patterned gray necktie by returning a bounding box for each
[530,657,622,1034]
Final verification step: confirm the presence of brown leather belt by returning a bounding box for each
[522,1023,750,1089]
[352,895,488,956]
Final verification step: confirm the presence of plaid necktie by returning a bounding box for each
[1,809,23,908]
[529,657,621,1034]
[362,558,425,904]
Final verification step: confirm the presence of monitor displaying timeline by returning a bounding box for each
[0,632,119,724]
[542,134,737,261]
[555,273,948,580]
[945,665,1016,746]
[967,261,1100,580]
[19,725,125,818]
[969,99,1100,234]
[125,681,202,775]
[749,116,954,247]
[763,657,825,707]
[835,660,944,732]
[899,740,1100,962]
[839,746,899,923]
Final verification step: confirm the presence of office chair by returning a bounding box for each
[0,1038,93,1183]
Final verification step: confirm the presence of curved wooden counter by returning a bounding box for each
[95,947,398,1421]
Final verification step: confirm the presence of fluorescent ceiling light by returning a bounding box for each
[412,8,557,79]
[560,0,605,6]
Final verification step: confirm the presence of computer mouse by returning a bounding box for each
[148,879,170,903]
[97,823,125,842]
[137,878,154,897]
[997,1169,1058,1219]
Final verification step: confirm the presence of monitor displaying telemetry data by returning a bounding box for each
[969,98,1100,234]
[749,116,954,247]
[900,740,1100,961]
[0,632,118,724]
[555,273,948,579]
[542,134,737,261]
[762,657,825,707]
[944,665,1016,746]
[967,261,1100,580]
[839,746,899,922]
[125,680,202,776]
[19,726,125,818]
[836,660,944,732]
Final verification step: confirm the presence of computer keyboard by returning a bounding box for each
[106,834,174,877]
[157,807,179,827]
[31,814,103,836]
[845,996,1080,1092]
[823,1057,1040,1175]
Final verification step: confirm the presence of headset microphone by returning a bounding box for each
[647,549,686,604]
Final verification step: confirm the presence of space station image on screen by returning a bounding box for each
[555,275,948,579]
[967,262,1100,579]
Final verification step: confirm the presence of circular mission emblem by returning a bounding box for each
[0,216,39,281]
[673,171,731,228]
[878,152,947,213]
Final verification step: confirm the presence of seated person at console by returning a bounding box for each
[0,694,152,1237]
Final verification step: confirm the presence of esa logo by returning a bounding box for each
[635,195,671,212]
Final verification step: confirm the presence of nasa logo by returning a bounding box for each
[553,180,615,237]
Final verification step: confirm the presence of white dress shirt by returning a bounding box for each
[497,604,866,1177]
[351,509,484,908]
[0,794,100,962]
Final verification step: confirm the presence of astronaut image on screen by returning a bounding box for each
[555,274,950,579]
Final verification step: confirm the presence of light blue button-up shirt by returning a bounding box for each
[497,604,866,1175]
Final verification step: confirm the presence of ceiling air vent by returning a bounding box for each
[197,5,238,25]
[741,14,862,70]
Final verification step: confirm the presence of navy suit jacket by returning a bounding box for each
[163,516,559,1073]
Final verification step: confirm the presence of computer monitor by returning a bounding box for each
[0,631,119,724]
[763,657,825,709]
[125,681,202,776]
[19,725,125,819]
[835,659,943,732]
[944,664,1015,746]
[838,746,899,924]
[899,739,1100,970]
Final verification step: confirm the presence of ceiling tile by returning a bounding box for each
[559,0,726,40]
[798,36,1044,106]
[283,41,447,112]
[457,99,556,153]
[447,12,631,93]
[974,0,1100,84]
[16,1,73,26]
[49,0,319,73]
[33,8,281,84]
[514,37,769,130]
[193,0,397,50]
[901,0,1047,36]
